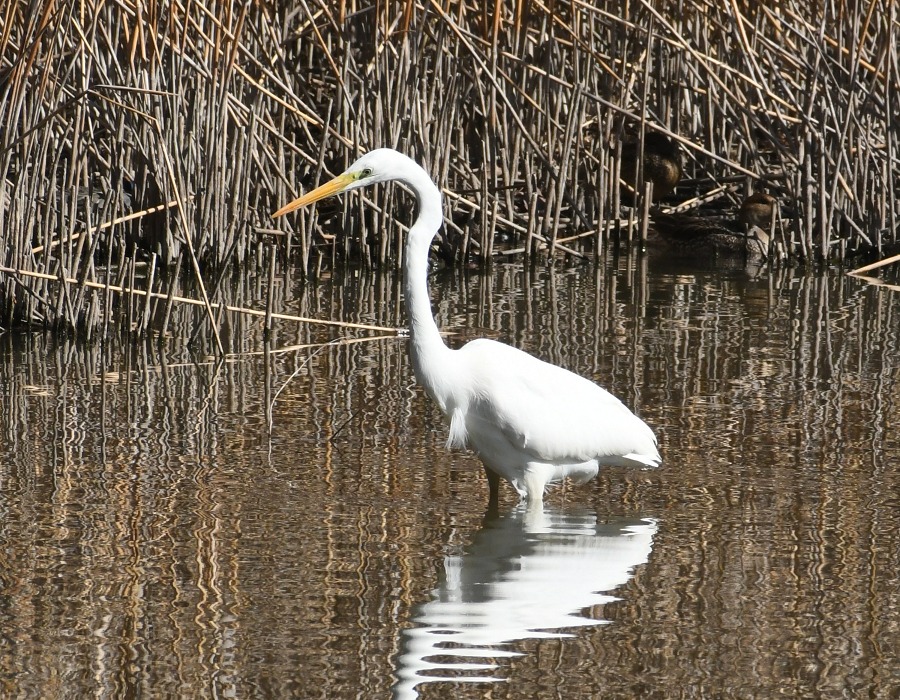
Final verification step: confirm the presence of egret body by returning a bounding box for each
[274,149,661,505]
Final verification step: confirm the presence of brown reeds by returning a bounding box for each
[1,1,898,337]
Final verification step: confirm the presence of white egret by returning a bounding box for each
[273,148,661,505]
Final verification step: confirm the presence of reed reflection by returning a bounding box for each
[393,507,657,699]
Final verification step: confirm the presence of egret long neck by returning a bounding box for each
[401,171,452,403]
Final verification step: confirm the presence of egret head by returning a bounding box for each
[272,149,400,218]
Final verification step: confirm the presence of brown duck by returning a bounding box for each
[620,132,683,204]
[649,193,776,257]
[737,192,778,231]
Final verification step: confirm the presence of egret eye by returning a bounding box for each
[360,168,373,179]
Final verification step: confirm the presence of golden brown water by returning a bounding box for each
[0,256,897,698]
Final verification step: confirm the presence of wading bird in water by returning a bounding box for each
[273,149,661,507]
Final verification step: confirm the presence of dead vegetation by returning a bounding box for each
[1,1,898,336]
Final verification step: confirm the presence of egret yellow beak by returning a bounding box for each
[272,172,356,218]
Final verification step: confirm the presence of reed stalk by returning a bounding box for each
[0,0,897,336]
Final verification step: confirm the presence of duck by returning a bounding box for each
[620,131,683,205]
[649,192,776,258]
[737,192,777,230]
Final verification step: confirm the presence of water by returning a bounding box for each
[393,512,658,698]
[0,256,897,699]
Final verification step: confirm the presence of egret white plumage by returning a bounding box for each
[273,148,661,506]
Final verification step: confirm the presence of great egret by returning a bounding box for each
[649,192,776,257]
[273,148,661,505]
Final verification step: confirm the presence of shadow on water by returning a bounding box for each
[393,507,657,699]
[0,256,897,698]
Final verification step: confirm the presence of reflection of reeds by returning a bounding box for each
[1,1,898,334]
[0,264,399,333]
[0,264,897,697]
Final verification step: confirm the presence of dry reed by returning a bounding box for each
[1,1,897,338]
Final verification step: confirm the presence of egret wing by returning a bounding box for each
[461,340,659,465]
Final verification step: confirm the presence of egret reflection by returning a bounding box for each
[393,507,657,699]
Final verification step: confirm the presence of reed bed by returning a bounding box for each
[1,0,898,336]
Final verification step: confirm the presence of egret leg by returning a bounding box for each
[523,466,550,504]
[485,466,500,509]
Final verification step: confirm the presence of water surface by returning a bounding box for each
[0,256,897,698]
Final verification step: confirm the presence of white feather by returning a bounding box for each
[276,148,661,504]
